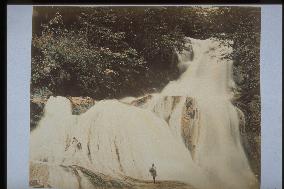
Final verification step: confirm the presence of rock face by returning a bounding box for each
[129,95,152,107]
[31,97,48,130]
[181,97,200,159]
[30,161,194,189]
[68,97,96,115]
[30,161,133,189]
[30,161,51,188]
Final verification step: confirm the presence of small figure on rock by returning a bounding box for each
[77,142,82,150]
[149,163,157,184]
[72,137,78,144]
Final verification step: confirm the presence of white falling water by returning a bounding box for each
[143,38,258,189]
[30,38,258,189]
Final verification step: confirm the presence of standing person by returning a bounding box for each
[149,163,157,184]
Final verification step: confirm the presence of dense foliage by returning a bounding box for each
[32,7,260,102]
[32,7,188,99]
[32,6,261,177]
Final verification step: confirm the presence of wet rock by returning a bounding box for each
[130,95,152,107]
[68,97,96,115]
[181,97,200,159]
[30,161,194,189]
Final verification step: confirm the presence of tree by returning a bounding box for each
[32,7,187,99]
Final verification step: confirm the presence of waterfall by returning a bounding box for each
[30,38,258,189]
[142,38,258,189]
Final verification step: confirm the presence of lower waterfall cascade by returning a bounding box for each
[30,37,259,189]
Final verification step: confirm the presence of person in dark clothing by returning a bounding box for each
[149,163,157,183]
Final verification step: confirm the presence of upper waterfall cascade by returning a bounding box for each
[30,38,258,189]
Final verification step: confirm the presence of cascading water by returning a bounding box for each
[142,37,258,189]
[30,38,258,189]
